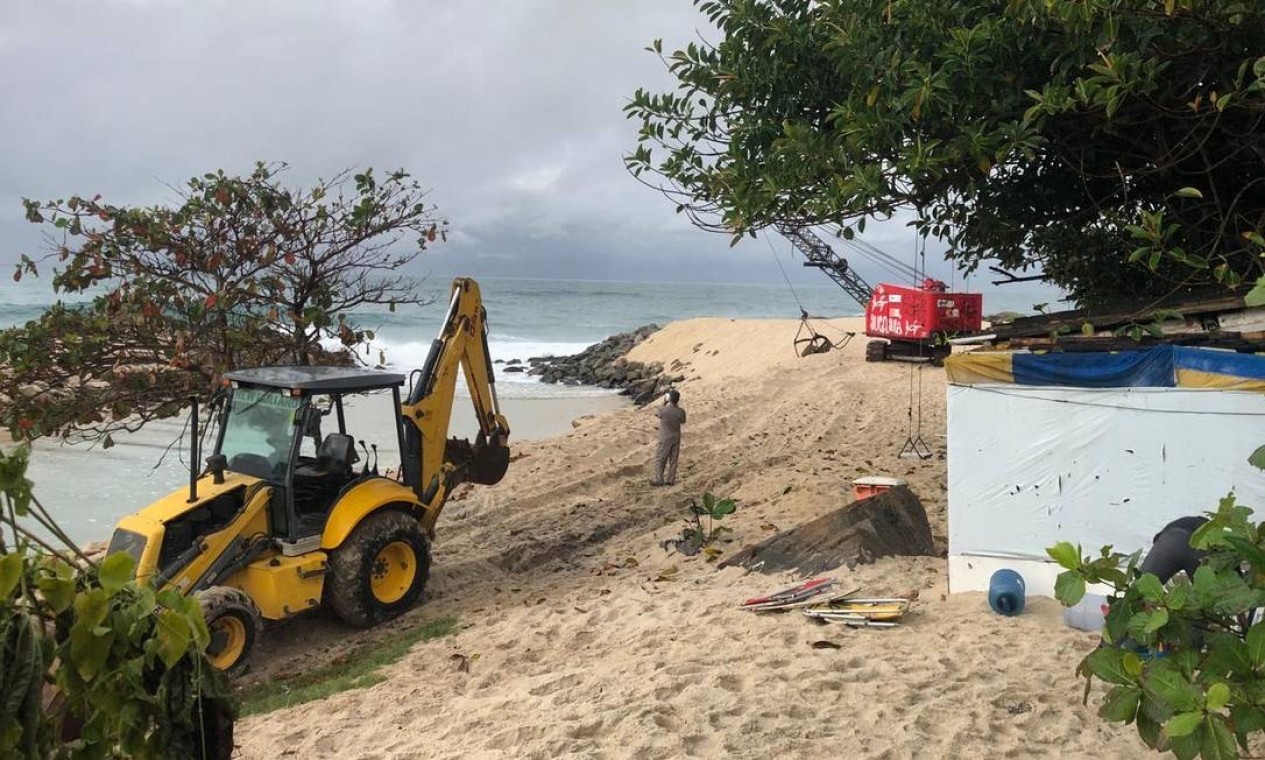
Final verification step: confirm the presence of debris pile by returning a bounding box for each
[721,486,936,576]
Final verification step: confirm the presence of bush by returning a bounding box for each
[0,446,234,759]
[1050,487,1265,758]
[661,492,737,560]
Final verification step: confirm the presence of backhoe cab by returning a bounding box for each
[106,278,510,677]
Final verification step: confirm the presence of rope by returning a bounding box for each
[955,384,1265,415]
[827,224,922,281]
[895,232,933,459]
[765,235,807,316]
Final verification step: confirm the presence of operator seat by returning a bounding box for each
[292,433,359,534]
[315,433,356,479]
[296,433,357,480]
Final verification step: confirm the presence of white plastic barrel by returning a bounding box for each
[1063,593,1108,632]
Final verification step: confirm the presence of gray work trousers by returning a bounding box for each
[654,438,680,484]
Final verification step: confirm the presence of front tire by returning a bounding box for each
[197,586,262,679]
[326,510,432,628]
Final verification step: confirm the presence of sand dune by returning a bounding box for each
[235,318,1149,758]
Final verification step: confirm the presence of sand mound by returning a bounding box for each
[235,317,1152,759]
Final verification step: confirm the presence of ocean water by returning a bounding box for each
[0,274,1056,397]
[0,274,1056,542]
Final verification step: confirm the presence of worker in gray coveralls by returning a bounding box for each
[652,389,686,486]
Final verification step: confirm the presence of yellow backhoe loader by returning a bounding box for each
[105,278,510,676]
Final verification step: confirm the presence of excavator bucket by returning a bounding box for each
[470,440,510,485]
[447,433,510,486]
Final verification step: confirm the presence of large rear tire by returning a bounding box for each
[326,510,432,628]
[197,586,262,679]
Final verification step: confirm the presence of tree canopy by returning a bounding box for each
[2,163,444,444]
[625,0,1265,304]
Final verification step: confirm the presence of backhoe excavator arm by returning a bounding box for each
[399,278,511,525]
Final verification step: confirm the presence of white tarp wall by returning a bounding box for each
[947,385,1265,597]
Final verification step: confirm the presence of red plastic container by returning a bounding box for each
[865,280,983,341]
[852,476,907,501]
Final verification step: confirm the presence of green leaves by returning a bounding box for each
[671,492,740,557]
[1246,276,1265,308]
[34,558,75,613]
[1134,573,1164,602]
[1086,646,1136,686]
[1244,622,1265,667]
[1166,710,1203,738]
[1047,541,1081,570]
[1100,685,1141,722]
[1205,683,1231,712]
[1054,571,1086,606]
[1144,662,1200,713]
[1144,608,1169,633]
[9,163,446,446]
[1249,445,1265,471]
[711,497,737,517]
[98,551,135,596]
[1203,632,1252,678]
[628,0,1265,306]
[1051,460,1265,756]
[0,447,33,514]
[155,608,193,668]
[0,555,21,600]
[1201,715,1238,760]
[0,452,233,758]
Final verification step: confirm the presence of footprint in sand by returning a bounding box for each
[713,672,745,693]
[651,709,679,732]
[527,672,585,697]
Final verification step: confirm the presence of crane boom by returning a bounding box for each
[775,224,874,310]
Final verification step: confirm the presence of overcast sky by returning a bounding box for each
[0,0,1061,303]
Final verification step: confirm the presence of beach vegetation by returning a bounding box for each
[661,491,737,560]
[3,162,445,444]
[1049,445,1265,759]
[0,445,234,759]
[626,1,1265,305]
[238,615,456,717]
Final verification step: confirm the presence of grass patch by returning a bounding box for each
[239,615,458,717]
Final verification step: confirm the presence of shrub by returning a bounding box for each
[661,492,737,560]
[1050,487,1265,759]
[0,446,234,759]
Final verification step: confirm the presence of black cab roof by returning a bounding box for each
[223,366,406,393]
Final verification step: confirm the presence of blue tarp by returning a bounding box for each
[1174,347,1265,382]
[949,345,1265,390]
[1011,346,1177,388]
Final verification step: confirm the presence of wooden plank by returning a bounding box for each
[1218,308,1265,333]
[1005,333,1265,353]
[991,292,1248,341]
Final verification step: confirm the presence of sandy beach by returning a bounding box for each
[233,317,1152,759]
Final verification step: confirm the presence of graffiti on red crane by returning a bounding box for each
[868,313,925,336]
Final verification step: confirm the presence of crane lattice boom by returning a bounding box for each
[774,224,873,310]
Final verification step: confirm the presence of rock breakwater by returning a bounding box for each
[517,325,684,405]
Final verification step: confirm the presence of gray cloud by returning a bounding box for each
[0,0,1063,305]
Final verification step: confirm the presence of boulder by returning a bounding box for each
[719,486,935,576]
[522,324,669,401]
